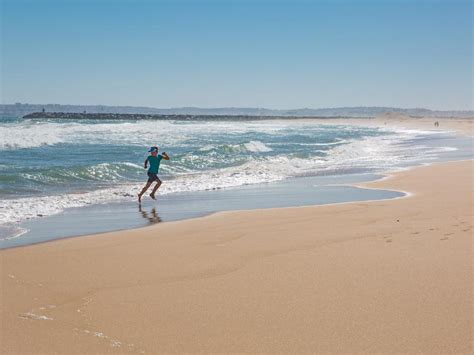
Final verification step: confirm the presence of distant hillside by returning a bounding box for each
[1,103,473,118]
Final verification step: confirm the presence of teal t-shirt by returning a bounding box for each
[147,155,163,174]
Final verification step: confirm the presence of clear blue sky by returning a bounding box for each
[1,0,472,110]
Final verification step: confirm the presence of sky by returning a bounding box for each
[1,0,472,110]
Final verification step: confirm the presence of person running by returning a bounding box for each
[138,146,170,203]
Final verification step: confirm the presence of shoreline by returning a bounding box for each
[1,158,473,353]
[4,172,404,250]
[307,115,474,137]
[2,116,472,248]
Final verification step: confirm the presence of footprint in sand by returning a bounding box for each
[440,237,449,241]
[385,239,393,243]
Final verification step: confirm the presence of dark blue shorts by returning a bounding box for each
[147,172,161,183]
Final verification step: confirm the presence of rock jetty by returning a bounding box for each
[22,112,301,121]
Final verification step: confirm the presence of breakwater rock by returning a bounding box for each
[22,112,312,121]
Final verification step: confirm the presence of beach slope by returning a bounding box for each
[1,160,473,353]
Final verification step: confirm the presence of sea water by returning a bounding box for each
[0,117,472,246]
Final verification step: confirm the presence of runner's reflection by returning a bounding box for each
[139,206,162,224]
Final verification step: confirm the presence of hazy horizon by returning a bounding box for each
[2,0,472,110]
[2,102,473,113]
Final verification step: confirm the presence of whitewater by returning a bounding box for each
[0,117,466,240]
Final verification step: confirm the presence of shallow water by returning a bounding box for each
[0,117,472,247]
[3,173,405,249]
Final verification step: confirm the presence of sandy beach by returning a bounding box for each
[2,0,473,351]
[302,114,474,137]
[1,117,473,353]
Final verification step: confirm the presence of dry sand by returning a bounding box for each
[1,118,473,354]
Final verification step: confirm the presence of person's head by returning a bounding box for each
[148,146,159,156]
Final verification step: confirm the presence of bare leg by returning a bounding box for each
[150,180,162,199]
[138,182,152,203]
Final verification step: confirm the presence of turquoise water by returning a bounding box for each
[0,117,471,242]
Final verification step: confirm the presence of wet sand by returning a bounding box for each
[1,156,472,353]
[7,173,403,249]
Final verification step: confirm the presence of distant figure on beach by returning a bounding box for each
[138,146,170,203]
[434,121,439,127]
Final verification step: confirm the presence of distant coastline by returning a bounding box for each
[20,111,474,121]
[1,103,473,119]
[22,112,362,120]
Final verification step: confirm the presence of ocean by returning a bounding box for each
[0,117,472,247]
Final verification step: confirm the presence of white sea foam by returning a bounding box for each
[196,141,273,154]
[0,119,295,150]
[0,123,65,149]
[198,145,216,152]
[0,119,455,151]
[287,139,348,146]
[243,141,273,152]
[0,131,456,228]
[0,123,462,239]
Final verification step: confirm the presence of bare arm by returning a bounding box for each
[144,157,148,169]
